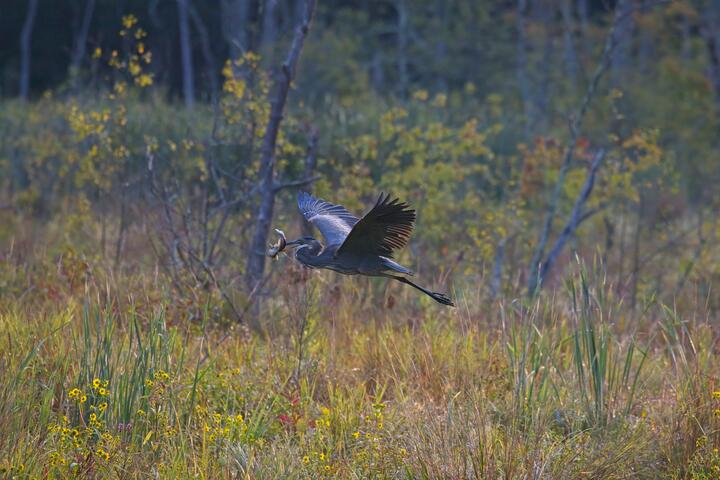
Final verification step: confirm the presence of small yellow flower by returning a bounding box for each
[319,453,325,461]
[98,402,108,412]
[713,391,720,399]
[122,14,138,29]
[324,465,331,472]
[90,413,97,422]
[412,89,429,102]
[302,455,310,464]
[96,447,110,461]
[80,395,87,404]
[93,378,101,388]
[136,74,153,87]
[145,379,154,388]
[353,431,360,439]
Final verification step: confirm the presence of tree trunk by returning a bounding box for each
[244,0,317,299]
[221,0,252,62]
[19,0,39,100]
[561,0,578,88]
[577,0,590,59]
[177,0,195,109]
[527,5,623,296]
[515,0,533,138]
[188,1,220,101]
[396,0,409,98]
[69,0,95,84]
[611,0,634,84]
[703,2,720,115]
[261,0,279,53]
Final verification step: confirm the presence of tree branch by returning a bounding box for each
[244,0,317,303]
[536,150,606,288]
[527,5,623,296]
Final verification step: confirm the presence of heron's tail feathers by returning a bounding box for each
[381,257,413,275]
[394,276,455,307]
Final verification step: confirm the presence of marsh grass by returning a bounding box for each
[0,256,718,478]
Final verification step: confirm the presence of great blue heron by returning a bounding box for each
[269,192,454,306]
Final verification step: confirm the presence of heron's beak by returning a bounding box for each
[285,239,303,247]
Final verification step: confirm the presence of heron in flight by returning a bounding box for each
[269,192,454,306]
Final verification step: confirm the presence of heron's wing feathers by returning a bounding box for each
[337,193,415,258]
[297,191,359,245]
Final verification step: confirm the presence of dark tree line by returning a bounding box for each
[7,0,714,108]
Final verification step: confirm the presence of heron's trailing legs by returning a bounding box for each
[393,276,455,306]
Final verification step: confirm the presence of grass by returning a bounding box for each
[0,253,719,479]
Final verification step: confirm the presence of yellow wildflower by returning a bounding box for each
[122,14,137,29]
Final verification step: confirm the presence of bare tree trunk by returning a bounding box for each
[516,0,533,138]
[536,150,605,288]
[577,0,590,58]
[561,0,578,88]
[69,0,96,86]
[527,6,623,296]
[534,1,555,131]
[702,3,720,115]
[371,52,384,91]
[177,0,195,109]
[611,0,634,84]
[244,0,317,297]
[222,0,252,61]
[189,1,220,101]
[261,0,279,53]
[19,0,39,100]
[396,0,409,98]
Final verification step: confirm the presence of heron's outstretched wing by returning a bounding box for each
[297,191,359,246]
[336,193,415,258]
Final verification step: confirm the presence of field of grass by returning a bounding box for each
[1,240,719,479]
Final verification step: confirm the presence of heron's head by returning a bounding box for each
[286,236,322,254]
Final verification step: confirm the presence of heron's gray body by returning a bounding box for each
[284,192,454,306]
[295,243,412,277]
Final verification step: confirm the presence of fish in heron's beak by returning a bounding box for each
[267,229,306,259]
[266,229,288,259]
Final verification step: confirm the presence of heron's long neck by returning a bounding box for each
[295,244,324,267]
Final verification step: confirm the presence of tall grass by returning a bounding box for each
[0,259,718,478]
